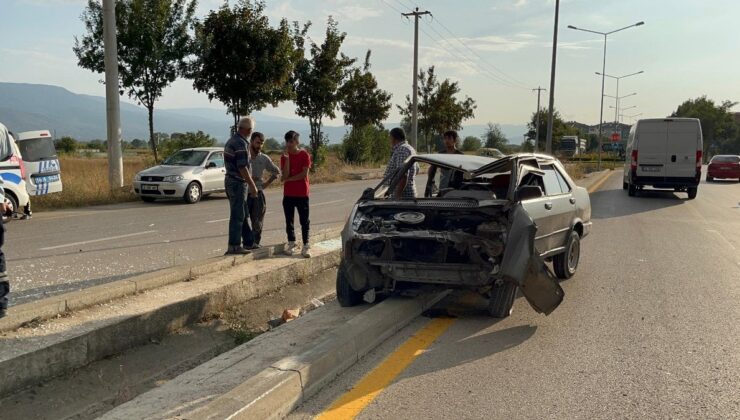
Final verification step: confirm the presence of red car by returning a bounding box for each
[706,155,740,182]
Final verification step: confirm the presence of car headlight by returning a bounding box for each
[163,175,184,183]
[134,174,142,181]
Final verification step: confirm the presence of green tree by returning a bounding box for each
[462,136,482,152]
[398,66,476,153]
[130,138,147,149]
[264,137,281,151]
[671,96,739,155]
[74,0,197,163]
[339,50,392,130]
[87,139,105,152]
[521,137,535,152]
[294,17,355,167]
[189,0,305,129]
[483,123,508,151]
[342,125,391,164]
[160,131,216,158]
[55,136,78,154]
[526,108,577,153]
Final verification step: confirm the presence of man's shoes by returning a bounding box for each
[301,244,312,258]
[284,241,297,256]
[0,308,5,319]
[224,246,251,256]
[246,243,261,250]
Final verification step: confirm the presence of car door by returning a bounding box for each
[518,163,553,255]
[540,164,575,252]
[635,120,668,178]
[16,132,63,195]
[203,152,225,192]
[665,119,700,179]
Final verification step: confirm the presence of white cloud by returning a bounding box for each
[331,5,383,22]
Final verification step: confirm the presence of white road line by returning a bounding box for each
[206,211,275,224]
[314,199,344,207]
[39,230,158,251]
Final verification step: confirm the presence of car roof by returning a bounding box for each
[637,118,700,123]
[408,152,557,175]
[181,147,222,152]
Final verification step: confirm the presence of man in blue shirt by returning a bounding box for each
[223,117,259,255]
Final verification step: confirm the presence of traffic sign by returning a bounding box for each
[611,133,620,142]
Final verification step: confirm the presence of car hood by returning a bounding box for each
[138,164,199,176]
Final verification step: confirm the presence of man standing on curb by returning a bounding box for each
[0,178,8,318]
[281,131,312,258]
[223,117,259,255]
[382,127,418,199]
[425,130,464,196]
[247,132,281,249]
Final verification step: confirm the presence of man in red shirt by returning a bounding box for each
[281,131,312,258]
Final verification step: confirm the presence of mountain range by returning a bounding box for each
[0,82,527,145]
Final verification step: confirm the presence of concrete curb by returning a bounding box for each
[0,249,341,398]
[191,290,450,420]
[0,227,343,333]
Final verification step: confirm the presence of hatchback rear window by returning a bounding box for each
[18,137,57,162]
[710,156,740,163]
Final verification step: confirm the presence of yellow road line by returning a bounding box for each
[318,317,456,420]
[588,170,614,193]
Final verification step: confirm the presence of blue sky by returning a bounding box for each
[1,0,738,128]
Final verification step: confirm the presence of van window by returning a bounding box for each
[18,137,57,162]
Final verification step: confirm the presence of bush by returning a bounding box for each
[342,125,390,164]
[55,136,79,154]
[462,136,482,152]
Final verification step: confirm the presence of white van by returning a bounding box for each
[15,130,63,196]
[623,118,703,199]
[0,123,32,221]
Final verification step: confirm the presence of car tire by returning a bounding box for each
[628,183,637,197]
[554,230,580,279]
[141,196,156,203]
[488,282,517,318]
[184,182,202,204]
[2,193,18,223]
[687,187,698,200]
[622,181,628,190]
[336,264,363,307]
[706,175,713,182]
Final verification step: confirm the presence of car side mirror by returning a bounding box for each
[361,187,375,200]
[516,185,543,201]
[206,162,217,169]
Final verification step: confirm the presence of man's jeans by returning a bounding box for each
[225,177,254,248]
[247,191,267,245]
[0,217,8,312]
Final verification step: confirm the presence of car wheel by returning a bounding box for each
[336,264,363,307]
[141,196,156,203]
[554,230,580,279]
[184,182,202,204]
[628,183,637,197]
[488,282,517,318]
[622,181,628,190]
[2,194,18,223]
[706,175,713,182]
[687,187,698,200]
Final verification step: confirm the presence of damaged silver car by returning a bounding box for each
[337,153,592,317]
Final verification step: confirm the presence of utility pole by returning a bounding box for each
[545,0,560,155]
[103,0,123,189]
[403,7,430,150]
[532,87,546,153]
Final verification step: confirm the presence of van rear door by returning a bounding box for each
[15,131,63,195]
[665,120,700,179]
[636,120,667,177]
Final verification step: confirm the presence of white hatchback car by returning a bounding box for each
[0,123,32,222]
[133,147,226,204]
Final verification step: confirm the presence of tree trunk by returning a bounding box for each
[309,117,322,171]
[148,105,159,162]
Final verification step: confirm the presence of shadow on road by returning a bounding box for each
[590,187,685,220]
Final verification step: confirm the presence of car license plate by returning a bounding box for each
[142,184,158,191]
[35,174,60,183]
[641,166,661,172]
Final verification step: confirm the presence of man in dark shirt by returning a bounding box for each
[223,117,259,255]
[425,130,464,196]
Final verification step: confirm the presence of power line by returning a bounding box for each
[429,14,531,89]
[379,0,407,17]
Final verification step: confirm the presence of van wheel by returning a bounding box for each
[336,264,363,307]
[554,231,580,279]
[141,196,156,203]
[183,182,202,204]
[706,175,713,182]
[489,282,517,318]
[687,187,698,200]
[2,194,18,223]
[622,181,628,190]
[628,183,637,197]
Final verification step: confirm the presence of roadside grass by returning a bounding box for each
[31,151,384,211]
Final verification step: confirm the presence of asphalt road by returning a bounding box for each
[4,177,390,305]
[291,173,740,419]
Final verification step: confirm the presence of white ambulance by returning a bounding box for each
[14,130,63,196]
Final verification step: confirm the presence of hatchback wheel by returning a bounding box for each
[184,182,202,204]
[706,175,713,182]
[687,187,698,200]
[628,183,637,197]
[336,264,363,307]
[141,196,156,203]
[554,231,580,279]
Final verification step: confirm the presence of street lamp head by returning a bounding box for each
[567,25,577,29]
[595,72,602,75]
[635,21,645,26]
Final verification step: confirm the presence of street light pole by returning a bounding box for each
[597,70,643,146]
[568,21,644,170]
[545,0,560,155]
